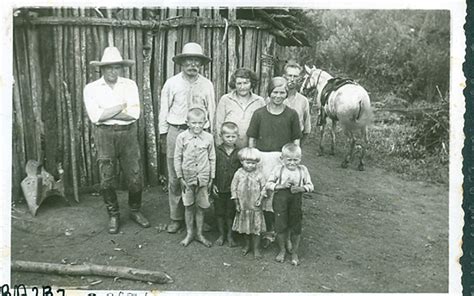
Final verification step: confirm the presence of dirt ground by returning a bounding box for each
[10,134,449,293]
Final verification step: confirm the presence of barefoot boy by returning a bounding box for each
[213,122,241,247]
[174,107,216,247]
[266,143,313,265]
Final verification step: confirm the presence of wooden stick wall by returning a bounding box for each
[12,8,280,201]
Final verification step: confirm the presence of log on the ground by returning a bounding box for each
[11,260,174,284]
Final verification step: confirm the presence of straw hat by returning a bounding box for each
[90,47,135,67]
[172,42,211,65]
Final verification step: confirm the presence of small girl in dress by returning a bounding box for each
[231,147,267,259]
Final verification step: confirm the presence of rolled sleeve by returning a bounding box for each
[265,167,280,192]
[302,166,314,192]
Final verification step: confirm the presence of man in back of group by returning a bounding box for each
[158,42,216,234]
[283,61,312,145]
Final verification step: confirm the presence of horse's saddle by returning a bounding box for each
[318,78,356,125]
[320,78,357,107]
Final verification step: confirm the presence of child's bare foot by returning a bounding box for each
[242,245,251,256]
[196,234,212,247]
[254,249,263,259]
[291,253,299,266]
[180,234,194,247]
[228,236,237,248]
[216,235,225,246]
[275,250,286,263]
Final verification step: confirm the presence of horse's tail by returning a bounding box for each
[355,96,374,127]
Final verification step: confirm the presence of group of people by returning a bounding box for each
[83,42,314,265]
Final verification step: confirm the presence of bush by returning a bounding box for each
[407,101,449,159]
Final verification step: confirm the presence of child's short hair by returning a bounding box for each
[238,147,261,162]
[220,121,239,135]
[187,107,207,120]
[281,143,302,158]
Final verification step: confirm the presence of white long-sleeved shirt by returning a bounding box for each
[159,72,215,134]
[83,76,140,125]
[265,164,314,193]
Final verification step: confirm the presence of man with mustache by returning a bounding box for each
[159,42,216,234]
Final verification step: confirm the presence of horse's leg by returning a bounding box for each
[358,126,368,171]
[318,123,325,156]
[330,120,336,156]
[341,132,355,169]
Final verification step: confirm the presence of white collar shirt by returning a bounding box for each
[159,72,215,134]
[83,76,140,125]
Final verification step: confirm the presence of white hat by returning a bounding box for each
[172,42,211,65]
[90,47,135,67]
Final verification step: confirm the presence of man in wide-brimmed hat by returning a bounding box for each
[158,42,215,242]
[84,46,150,234]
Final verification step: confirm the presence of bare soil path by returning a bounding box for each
[11,135,448,293]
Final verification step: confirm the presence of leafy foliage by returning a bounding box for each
[407,101,449,156]
[299,10,450,103]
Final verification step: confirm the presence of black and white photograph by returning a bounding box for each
[0,0,465,294]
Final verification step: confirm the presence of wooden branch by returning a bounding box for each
[14,16,271,30]
[11,260,173,284]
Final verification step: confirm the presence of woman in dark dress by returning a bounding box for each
[246,76,302,249]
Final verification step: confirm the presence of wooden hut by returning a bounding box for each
[12,7,310,202]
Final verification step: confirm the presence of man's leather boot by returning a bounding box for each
[129,190,150,228]
[102,189,120,234]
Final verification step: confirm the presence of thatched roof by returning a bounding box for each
[235,8,310,47]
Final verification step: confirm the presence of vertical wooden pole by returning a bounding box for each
[60,8,72,200]
[212,8,227,101]
[227,8,238,94]
[14,27,36,162]
[72,8,86,187]
[40,23,59,178]
[26,26,43,163]
[80,8,92,185]
[154,8,166,179]
[12,54,26,201]
[63,81,80,202]
[135,8,147,185]
[142,31,159,185]
[243,28,256,70]
[255,30,263,94]
[259,32,276,98]
[166,8,178,78]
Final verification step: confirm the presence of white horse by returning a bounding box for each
[300,65,373,171]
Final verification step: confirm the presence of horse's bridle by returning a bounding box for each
[300,69,323,98]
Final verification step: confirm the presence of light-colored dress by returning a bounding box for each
[258,151,282,212]
[231,168,266,235]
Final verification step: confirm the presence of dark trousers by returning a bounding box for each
[96,123,143,216]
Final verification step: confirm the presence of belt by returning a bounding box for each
[169,123,188,130]
[97,123,134,131]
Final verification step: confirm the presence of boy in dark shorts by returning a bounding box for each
[266,143,314,265]
[213,122,241,247]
